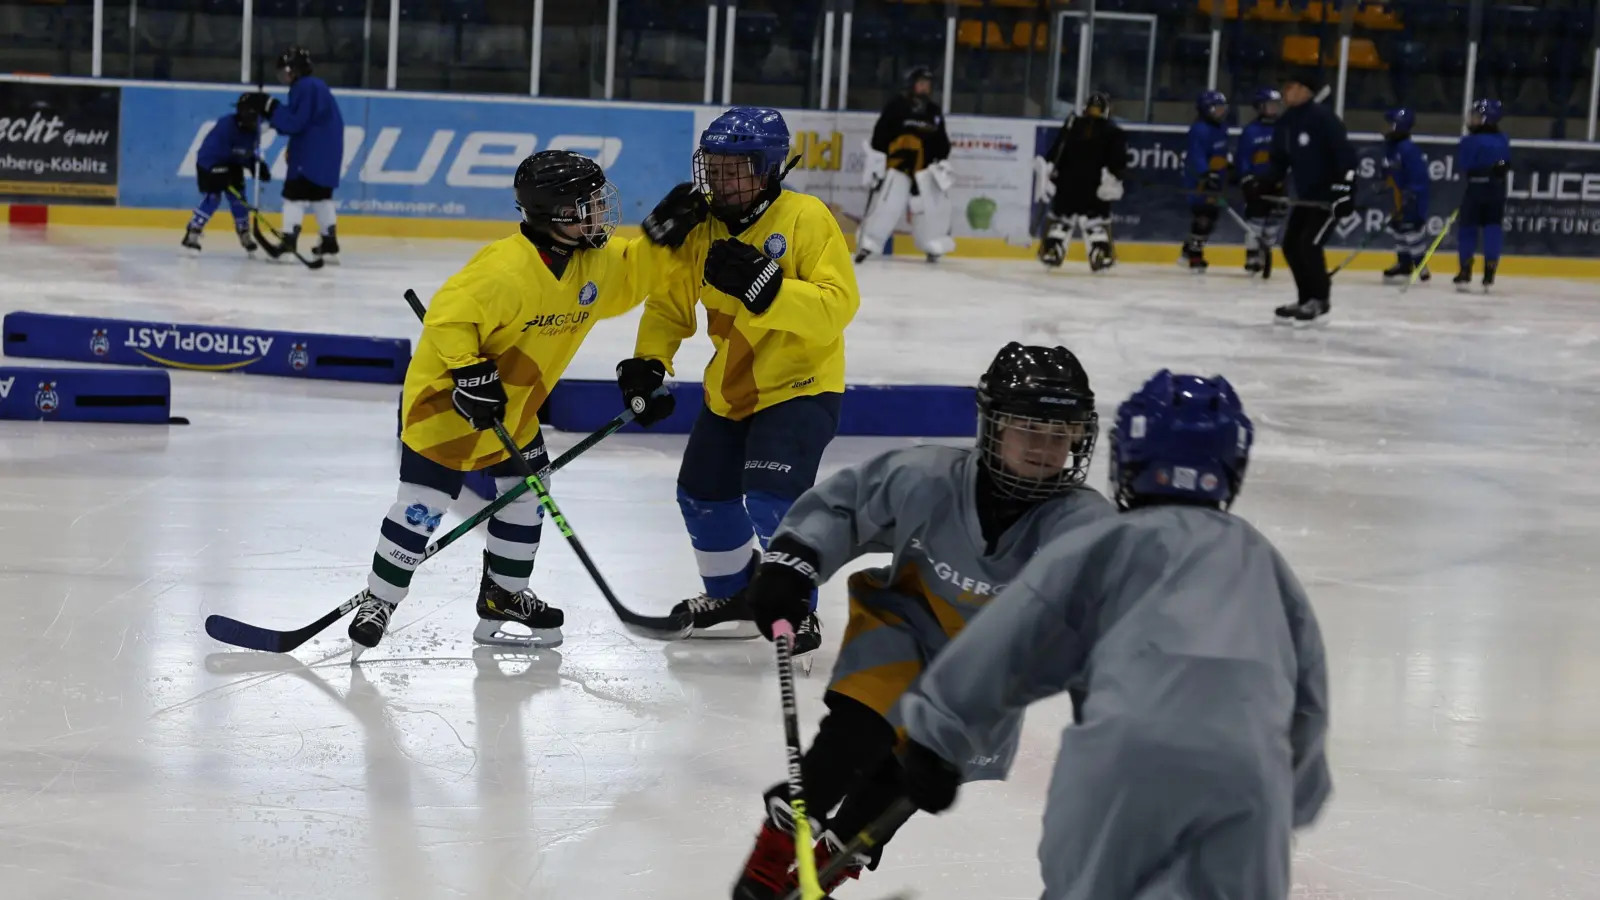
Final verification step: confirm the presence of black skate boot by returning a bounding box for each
[924,252,940,264]
[348,589,397,662]
[1181,242,1208,272]
[1293,298,1330,327]
[1454,261,1473,293]
[181,225,203,254]
[1382,259,1412,283]
[674,589,760,639]
[1244,247,1264,274]
[1037,229,1067,268]
[236,220,258,256]
[1481,261,1497,292]
[1274,300,1304,325]
[853,248,870,264]
[276,226,300,263]
[475,551,564,647]
[313,225,340,264]
[1088,242,1114,272]
[793,611,822,655]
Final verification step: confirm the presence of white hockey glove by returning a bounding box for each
[1033,156,1055,203]
[1096,168,1124,202]
[863,142,888,188]
[928,159,954,193]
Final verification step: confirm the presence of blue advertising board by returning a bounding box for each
[118,86,694,223]
[1034,124,1600,259]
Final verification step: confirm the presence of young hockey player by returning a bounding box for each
[854,66,955,264]
[728,343,1114,900]
[1456,98,1511,293]
[249,47,345,262]
[1237,88,1283,277]
[181,93,270,256]
[348,150,645,660]
[1035,91,1127,272]
[1269,71,1357,325]
[1382,107,1432,284]
[1182,90,1232,271]
[897,369,1332,900]
[615,107,860,652]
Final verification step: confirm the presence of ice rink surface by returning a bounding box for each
[2,226,1599,899]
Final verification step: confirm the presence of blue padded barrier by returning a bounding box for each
[3,312,410,384]
[0,366,180,424]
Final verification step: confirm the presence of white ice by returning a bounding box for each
[2,227,1598,900]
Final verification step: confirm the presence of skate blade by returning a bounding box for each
[474,619,564,648]
[1292,316,1328,329]
[686,620,762,640]
[350,643,369,665]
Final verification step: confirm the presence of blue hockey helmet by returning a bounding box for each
[1470,98,1503,126]
[1252,87,1283,119]
[1197,89,1228,119]
[1384,107,1416,133]
[1109,370,1253,510]
[695,107,793,218]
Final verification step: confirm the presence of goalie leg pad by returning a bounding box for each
[856,169,913,259]
[910,168,957,257]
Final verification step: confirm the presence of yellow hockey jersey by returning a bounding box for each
[402,231,648,471]
[632,189,859,421]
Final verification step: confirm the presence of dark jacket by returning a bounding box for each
[871,94,951,174]
[1045,113,1127,192]
[1268,101,1358,202]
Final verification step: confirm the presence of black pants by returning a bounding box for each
[1282,206,1334,304]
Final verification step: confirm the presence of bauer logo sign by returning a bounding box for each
[117,85,694,222]
[0,81,120,205]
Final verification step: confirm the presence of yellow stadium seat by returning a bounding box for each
[1247,0,1303,23]
[1355,1,1404,31]
[1346,36,1386,69]
[1197,0,1242,19]
[1013,21,1050,51]
[957,19,1007,50]
[1281,34,1323,66]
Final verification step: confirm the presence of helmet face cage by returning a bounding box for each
[693,148,768,214]
[532,180,619,249]
[979,406,1099,501]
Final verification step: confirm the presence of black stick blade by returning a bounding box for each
[205,606,345,653]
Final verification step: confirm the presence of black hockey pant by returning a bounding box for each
[1283,206,1334,304]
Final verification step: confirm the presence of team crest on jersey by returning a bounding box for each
[763,233,787,260]
[89,328,110,357]
[287,342,310,372]
[578,281,598,307]
[404,502,443,533]
[35,381,59,414]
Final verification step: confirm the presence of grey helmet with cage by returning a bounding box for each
[513,150,619,250]
[976,342,1098,501]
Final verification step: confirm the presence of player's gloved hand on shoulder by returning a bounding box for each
[705,238,783,316]
[450,360,507,431]
[899,740,962,814]
[1329,172,1356,218]
[748,536,821,640]
[615,357,676,427]
[642,182,707,249]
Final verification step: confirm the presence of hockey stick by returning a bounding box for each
[1405,208,1458,294]
[1326,226,1388,277]
[772,618,825,900]
[406,288,692,641]
[228,185,326,270]
[777,797,918,900]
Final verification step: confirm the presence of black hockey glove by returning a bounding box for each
[705,238,783,316]
[615,357,676,427]
[642,182,707,249]
[254,159,272,182]
[900,740,962,814]
[749,536,822,641]
[1201,170,1223,194]
[450,360,507,431]
[1329,173,1356,219]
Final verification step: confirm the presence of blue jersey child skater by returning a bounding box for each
[1455,99,1511,293]
[1183,90,1232,272]
[247,46,346,263]
[1236,88,1283,277]
[181,93,270,256]
[1381,107,1431,283]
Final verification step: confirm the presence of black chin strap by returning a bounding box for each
[520,222,575,278]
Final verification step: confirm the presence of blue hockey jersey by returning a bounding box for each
[195,113,260,171]
[1458,127,1512,183]
[269,75,344,189]
[1184,118,1231,188]
[1383,135,1429,221]
[1236,118,1276,180]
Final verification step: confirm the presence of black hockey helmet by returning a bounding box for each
[1086,91,1112,117]
[276,46,312,80]
[514,150,619,250]
[977,342,1098,501]
[905,65,935,94]
[234,92,261,131]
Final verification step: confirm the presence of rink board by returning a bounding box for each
[543,380,977,438]
[0,366,173,424]
[3,311,410,384]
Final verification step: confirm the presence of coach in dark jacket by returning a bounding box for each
[1267,71,1358,324]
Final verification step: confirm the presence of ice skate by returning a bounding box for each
[236,221,257,256]
[924,252,940,264]
[1293,298,1330,327]
[1382,260,1412,283]
[815,829,873,892]
[475,551,564,647]
[853,248,871,264]
[1088,243,1114,272]
[731,820,797,900]
[1181,245,1208,273]
[276,226,300,263]
[673,589,760,640]
[1481,261,1496,293]
[313,225,340,264]
[181,225,203,255]
[1244,247,1264,274]
[348,590,397,663]
[1274,301,1302,325]
[1454,262,1473,293]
